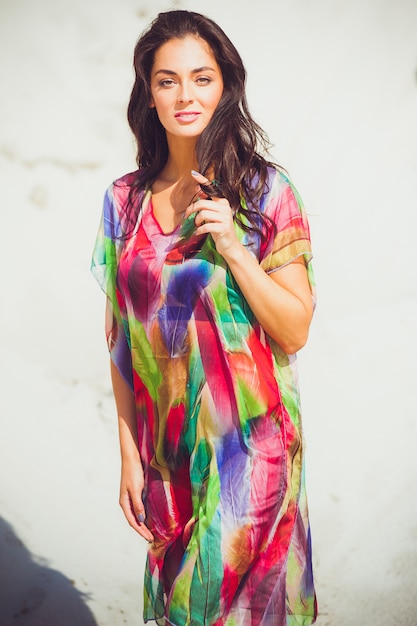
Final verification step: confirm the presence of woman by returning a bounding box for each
[92,9,317,626]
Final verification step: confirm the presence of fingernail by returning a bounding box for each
[137,513,145,523]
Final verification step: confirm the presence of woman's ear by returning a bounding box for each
[149,98,155,108]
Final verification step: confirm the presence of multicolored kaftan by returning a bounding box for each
[91,167,317,626]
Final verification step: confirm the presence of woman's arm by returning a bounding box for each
[220,247,313,354]
[185,173,313,353]
[110,360,154,541]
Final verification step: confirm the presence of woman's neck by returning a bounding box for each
[162,136,198,183]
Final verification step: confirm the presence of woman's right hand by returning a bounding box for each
[110,360,154,542]
[119,458,154,542]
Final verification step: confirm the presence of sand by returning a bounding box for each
[1,0,416,624]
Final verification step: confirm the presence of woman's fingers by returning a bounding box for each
[188,200,234,240]
[194,202,229,225]
[191,169,210,185]
[187,170,239,254]
[185,197,231,224]
[120,488,154,542]
[119,466,155,542]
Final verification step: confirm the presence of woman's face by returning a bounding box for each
[149,35,224,142]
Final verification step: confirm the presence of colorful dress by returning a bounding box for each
[91,166,317,626]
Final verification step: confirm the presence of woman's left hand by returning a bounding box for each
[184,171,239,256]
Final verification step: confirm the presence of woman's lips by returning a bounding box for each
[174,111,201,123]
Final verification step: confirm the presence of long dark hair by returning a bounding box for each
[125,10,277,239]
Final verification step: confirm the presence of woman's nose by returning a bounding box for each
[178,82,194,103]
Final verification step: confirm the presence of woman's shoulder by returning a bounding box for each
[258,165,292,209]
[265,164,291,192]
[105,168,148,208]
[102,168,149,236]
[110,168,144,192]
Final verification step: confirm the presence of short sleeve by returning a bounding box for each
[91,185,133,390]
[260,172,316,304]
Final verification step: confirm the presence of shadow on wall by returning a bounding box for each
[0,517,97,626]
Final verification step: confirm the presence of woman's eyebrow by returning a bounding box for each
[154,66,217,76]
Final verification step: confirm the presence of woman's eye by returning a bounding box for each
[159,79,175,87]
[196,77,211,85]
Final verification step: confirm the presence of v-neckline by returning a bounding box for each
[148,195,183,237]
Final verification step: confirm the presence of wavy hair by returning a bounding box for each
[125,10,277,239]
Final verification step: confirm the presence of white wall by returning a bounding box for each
[1,0,416,624]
